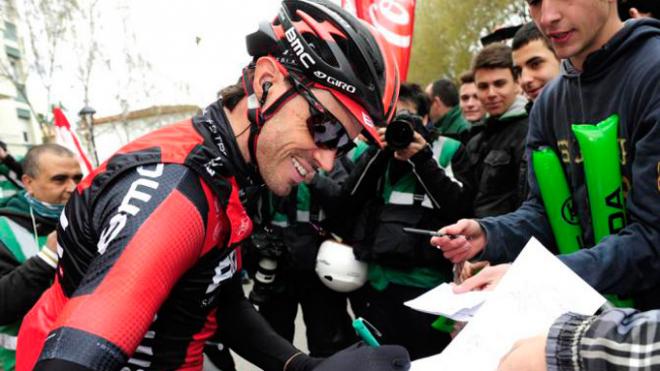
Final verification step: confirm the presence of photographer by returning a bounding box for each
[245,159,356,358]
[339,83,474,359]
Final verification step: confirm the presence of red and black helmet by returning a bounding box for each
[246,0,400,147]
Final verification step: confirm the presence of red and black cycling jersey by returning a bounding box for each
[16,102,267,371]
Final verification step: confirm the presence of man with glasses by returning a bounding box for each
[340,82,473,359]
[16,1,408,371]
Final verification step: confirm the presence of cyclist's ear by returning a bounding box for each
[253,56,288,108]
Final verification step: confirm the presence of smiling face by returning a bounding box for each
[474,68,520,117]
[527,0,622,70]
[255,87,362,196]
[513,39,561,101]
[459,82,487,122]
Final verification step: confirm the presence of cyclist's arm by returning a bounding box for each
[35,164,212,370]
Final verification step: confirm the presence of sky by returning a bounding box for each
[26,0,290,118]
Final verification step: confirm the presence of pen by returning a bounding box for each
[352,317,381,347]
[402,227,458,239]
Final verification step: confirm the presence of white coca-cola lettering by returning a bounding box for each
[367,0,412,48]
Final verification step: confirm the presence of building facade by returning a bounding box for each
[0,0,42,156]
[92,104,201,162]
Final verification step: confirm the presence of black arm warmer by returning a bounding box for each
[217,276,319,371]
[34,359,93,371]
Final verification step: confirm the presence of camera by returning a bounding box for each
[248,226,287,305]
[384,111,427,150]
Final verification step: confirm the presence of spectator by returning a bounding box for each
[15,1,409,371]
[511,22,561,110]
[340,82,473,360]
[458,71,487,124]
[432,7,660,369]
[467,43,529,218]
[0,141,24,199]
[425,79,471,143]
[398,83,431,124]
[458,71,487,141]
[0,144,82,371]
[619,0,659,20]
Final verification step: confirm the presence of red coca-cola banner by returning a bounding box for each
[342,0,416,81]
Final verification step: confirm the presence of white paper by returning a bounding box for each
[411,237,607,371]
[404,283,489,321]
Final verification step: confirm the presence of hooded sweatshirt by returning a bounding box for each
[479,19,660,310]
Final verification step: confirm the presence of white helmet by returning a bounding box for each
[315,240,368,293]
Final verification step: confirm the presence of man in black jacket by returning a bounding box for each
[341,82,474,360]
[0,144,82,370]
[467,43,529,218]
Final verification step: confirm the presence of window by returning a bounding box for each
[16,108,31,120]
[5,45,20,59]
[4,22,17,41]
[15,83,27,103]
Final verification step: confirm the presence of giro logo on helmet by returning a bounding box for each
[285,27,316,69]
[313,70,357,94]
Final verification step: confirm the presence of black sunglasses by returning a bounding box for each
[289,76,356,158]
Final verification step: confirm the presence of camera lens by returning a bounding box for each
[385,119,414,150]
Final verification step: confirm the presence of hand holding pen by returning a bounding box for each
[402,227,467,284]
[428,219,487,264]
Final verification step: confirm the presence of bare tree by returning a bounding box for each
[71,0,101,108]
[105,0,155,144]
[408,0,523,84]
[0,0,42,135]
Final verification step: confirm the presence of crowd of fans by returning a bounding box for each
[0,0,657,370]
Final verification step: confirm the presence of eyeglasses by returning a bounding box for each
[289,76,356,158]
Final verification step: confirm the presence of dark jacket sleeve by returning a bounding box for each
[477,106,556,264]
[217,276,304,371]
[344,146,389,205]
[0,242,55,325]
[307,155,353,216]
[546,309,660,371]
[408,142,474,220]
[2,154,23,180]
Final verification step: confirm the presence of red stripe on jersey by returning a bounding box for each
[53,189,205,355]
[16,279,68,371]
[77,120,203,192]
[200,177,228,256]
[227,178,253,246]
[180,308,218,370]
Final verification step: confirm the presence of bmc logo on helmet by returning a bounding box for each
[313,70,357,94]
[285,27,315,69]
